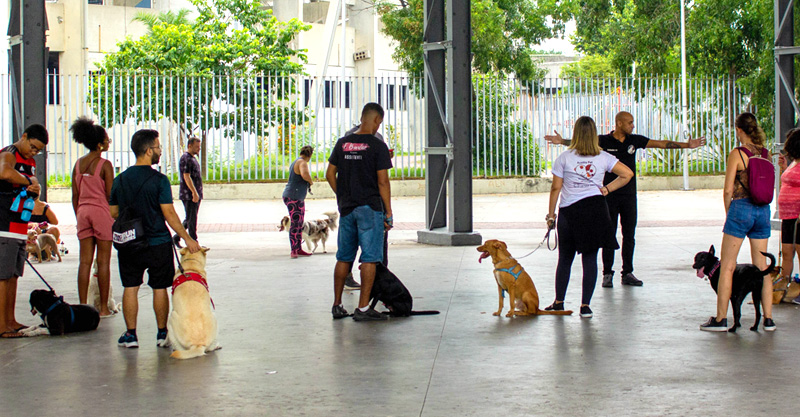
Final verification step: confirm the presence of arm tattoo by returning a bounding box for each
[665,142,681,149]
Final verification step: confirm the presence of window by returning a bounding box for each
[134,0,151,8]
[387,84,396,110]
[323,80,351,108]
[304,79,313,107]
[399,85,408,111]
[88,0,103,5]
[47,52,60,105]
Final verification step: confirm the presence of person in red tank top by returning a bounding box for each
[0,124,48,338]
[70,117,116,317]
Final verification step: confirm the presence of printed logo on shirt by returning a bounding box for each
[343,143,369,152]
[628,145,636,154]
[574,163,597,179]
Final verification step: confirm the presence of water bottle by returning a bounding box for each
[792,274,800,284]
[21,195,34,222]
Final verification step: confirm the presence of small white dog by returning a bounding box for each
[167,247,220,360]
[87,261,120,316]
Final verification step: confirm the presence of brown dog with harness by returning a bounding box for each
[477,239,573,317]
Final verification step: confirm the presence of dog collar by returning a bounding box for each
[708,261,721,278]
[495,265,524,280]
[172,272,215,309]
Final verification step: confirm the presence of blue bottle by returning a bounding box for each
[21,194,34,222]
[793,274,800,284]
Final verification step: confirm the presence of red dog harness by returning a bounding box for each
[172,272,215,309]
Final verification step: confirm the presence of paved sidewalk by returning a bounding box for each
[2,189,797,416]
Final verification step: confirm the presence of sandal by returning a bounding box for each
[0,331,24,339]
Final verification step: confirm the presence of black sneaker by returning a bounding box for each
[353,307,388,321]
[344,273,361,290]
[580,305,593,318]
[602,273,614,288]
[156,329,169,348]
[332,305,349,319]
[621,273,643,286]
[763,318,776,332]
[172,234,183,249]
[699,317,728,332]
[544,301,564,311]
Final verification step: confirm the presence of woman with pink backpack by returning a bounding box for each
[700,112,776,332]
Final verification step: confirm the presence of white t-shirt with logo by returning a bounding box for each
[552,149,619,208]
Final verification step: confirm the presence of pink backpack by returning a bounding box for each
[736,146,775,205]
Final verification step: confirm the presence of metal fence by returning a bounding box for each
[0,72,749,183]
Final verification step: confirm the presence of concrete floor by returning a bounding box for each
[1,190,798,416]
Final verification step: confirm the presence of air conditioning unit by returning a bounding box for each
[353,50,371,61]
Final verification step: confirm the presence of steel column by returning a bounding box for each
[8,0,48,199]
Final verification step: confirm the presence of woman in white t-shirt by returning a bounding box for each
[544,116,633,318]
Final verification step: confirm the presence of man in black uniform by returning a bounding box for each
[545,111,705,287]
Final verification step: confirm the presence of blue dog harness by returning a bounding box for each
[495,264,524,298]
[41,296,75,327]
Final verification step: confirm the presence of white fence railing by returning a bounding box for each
[0,72,749,183]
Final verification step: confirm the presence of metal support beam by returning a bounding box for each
[8,1,48,199]
[775,0,796,147]
[418,0,481,246]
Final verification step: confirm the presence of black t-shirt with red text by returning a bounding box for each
[0,145,36,239]
[328,134,393,217]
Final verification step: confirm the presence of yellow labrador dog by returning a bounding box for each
[477,239,573,317]
[168,247,220,359]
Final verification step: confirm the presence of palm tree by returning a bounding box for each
[133,9,193,33]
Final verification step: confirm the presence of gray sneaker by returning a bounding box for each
[332,305,349,319]
[353,307,388,322]
[602,273,614,288]
[621,273,643,286]
[344,273,361,290]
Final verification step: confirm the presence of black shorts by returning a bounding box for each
[781,219,800,245]
[118,242,174,289]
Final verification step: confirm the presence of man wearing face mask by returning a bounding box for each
[110,129,200,349]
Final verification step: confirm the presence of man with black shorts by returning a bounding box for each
[173,136,203,248]
[110,129,200,348]
[327,103,393,321]
[546,111,705,287]
[0,125,47,338]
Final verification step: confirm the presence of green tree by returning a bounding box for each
[376,0,568,83]
[133,9,193,33]
[89,0,311,170]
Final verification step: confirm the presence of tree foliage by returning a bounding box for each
[89,0,311,146]
[376,0,568,82]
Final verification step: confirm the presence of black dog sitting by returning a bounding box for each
[24,289,100,336]
[369,264,439,317]
[693,245,774,332]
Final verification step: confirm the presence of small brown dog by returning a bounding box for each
[26,230,61,263]
[477,239,572,317]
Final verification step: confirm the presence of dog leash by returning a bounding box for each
[514,221,558,260]
[172,242,185,275]
[24,259,54,292]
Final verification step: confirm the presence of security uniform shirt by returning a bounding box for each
[598,133,650,195]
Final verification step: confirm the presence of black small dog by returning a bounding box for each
[369,264,439,317]
[26,289,100,336]
[693,245,774,332]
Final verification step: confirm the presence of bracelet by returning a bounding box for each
[25,176,32,185]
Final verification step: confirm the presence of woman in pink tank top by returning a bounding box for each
[70,117,115,317]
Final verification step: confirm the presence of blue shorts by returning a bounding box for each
[336,205,385,263]
[723,198,771,239]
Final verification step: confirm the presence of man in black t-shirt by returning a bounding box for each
[110,129,200,349]
[546,111,705,287]
[327,103,393,321]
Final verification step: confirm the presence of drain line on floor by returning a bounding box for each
[418,248,466,417]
